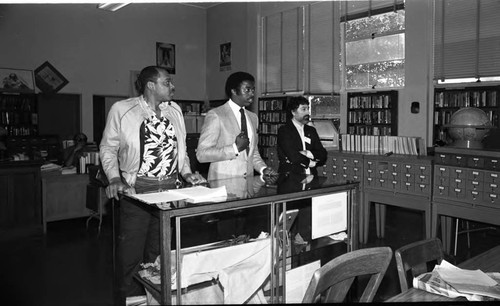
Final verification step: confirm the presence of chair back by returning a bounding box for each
[395,237,444,293]
[302,246,393,303]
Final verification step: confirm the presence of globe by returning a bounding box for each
[446,107,494,149]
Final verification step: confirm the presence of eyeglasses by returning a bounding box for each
[240,86,255,94]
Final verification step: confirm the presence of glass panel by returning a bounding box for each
[346,60,404,89]
[346,33,405,65]
[345,10,405,41]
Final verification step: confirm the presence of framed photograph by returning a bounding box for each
[34,61,69,93]
[0,68,35,93]
[219,42,231,71]
[156,42,176,74]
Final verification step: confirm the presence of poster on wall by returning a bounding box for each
[156,42,176,74]
[0,68,35,93]
[220,42,231,71]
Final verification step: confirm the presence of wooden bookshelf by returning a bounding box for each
[0,92,38,136]
[433,85,500,145]
[347,90,398,136]
[257,96,291,160]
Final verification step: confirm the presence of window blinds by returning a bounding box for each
[434,0,500,80]
[308,1,341,94]
[263,7,304,94]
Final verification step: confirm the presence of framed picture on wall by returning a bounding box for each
[0,67,35,93]
[156,42,176,74]
[34,61,69,93]
[220,42,231,71]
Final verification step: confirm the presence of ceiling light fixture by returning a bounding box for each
[97,3,130,12]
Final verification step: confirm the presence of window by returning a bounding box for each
[434,0,500,83]
[341,2,405,90]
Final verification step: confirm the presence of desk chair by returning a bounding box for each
[302,246,392,303]
[394,237,444,293]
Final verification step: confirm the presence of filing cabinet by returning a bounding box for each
[432,147,500,254]
[362,154,433,244]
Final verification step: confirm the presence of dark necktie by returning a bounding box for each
[240,108,249,153]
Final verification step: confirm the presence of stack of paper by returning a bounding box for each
[130,185,227,205]
[413,260,500,301]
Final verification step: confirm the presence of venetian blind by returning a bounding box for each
[263,7,304,94]
[308,1,340,94]
[434,0,500,80]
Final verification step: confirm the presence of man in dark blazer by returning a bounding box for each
[277,96,327,176]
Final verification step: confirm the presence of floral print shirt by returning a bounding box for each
[137,115,178,179]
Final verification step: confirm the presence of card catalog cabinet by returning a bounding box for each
[433,147,500,207]
[364,155,433,197]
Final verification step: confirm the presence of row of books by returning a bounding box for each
[347,126,392,136]
[348,110,392,124]
[258,99,285,111]
[258,135,278,147]
[348,95,392,109]
[259,123,284,134]
[434,90,498,108]
[340,134,426,156]
[259,112,287,123]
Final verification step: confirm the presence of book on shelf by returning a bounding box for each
[339,134,426,156]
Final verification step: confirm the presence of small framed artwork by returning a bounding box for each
[0,67,35,93]
[156,42,176,74]
[219,42,231,71]
[34,61,69,93]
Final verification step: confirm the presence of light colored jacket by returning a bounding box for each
[196,101,267,180]
[99,96,191,187]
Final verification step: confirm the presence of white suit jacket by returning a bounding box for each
[196,101,267,180]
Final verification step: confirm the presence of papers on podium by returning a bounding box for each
[413,259,500,301]
[129,185,227,205]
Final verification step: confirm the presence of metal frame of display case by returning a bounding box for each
[114,178,360,304]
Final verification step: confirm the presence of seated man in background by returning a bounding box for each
[63,132,90,167]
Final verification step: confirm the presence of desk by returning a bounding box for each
[386,245,500,302]
[41,173,89,233]
[115,174,360,305]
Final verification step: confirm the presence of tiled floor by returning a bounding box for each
[1,204,499,305]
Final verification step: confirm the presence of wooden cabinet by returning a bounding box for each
[433,85,500,145]
[347,90,398,136]
[0,161,43,240]
[0,92,38,136]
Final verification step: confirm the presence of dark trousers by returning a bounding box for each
[114,196,160,306]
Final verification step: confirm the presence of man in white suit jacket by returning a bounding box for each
[197,71,277,181]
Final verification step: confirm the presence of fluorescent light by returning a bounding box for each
[97,3,130,12]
